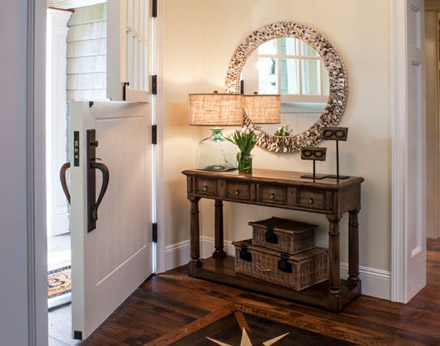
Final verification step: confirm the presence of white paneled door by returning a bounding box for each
[70,101,153,339]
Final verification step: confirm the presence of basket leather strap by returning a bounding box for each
[239,245,252,262]
[265,226,278,244]
[278,253,292,273]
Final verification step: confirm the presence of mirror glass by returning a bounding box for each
[241,38,330,136]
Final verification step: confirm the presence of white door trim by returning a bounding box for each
[391,0,427,303]
[27,0,38,343]
[391,0,407,304]
[28,0,49,345]
[154,0,166,273]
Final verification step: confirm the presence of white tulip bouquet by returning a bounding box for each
[226,127,259,173]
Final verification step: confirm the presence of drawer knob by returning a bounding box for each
[203,183,208,191]
[270,192,276,199]
[235,188,240,195]
[309,195,314,204]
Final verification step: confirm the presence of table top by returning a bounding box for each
[182,168,364,190]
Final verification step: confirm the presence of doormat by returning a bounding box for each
[147,305,358,346]
[48,265,71,299]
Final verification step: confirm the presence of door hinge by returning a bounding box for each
[152,75,157,95]
[152,0,157,18]
[152,125,157,145]
[152,223,158,243]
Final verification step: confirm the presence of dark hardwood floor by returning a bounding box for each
[64,239,440,345]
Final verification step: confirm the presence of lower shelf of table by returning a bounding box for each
[188,256,361,312]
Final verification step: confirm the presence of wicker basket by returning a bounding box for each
[233,239,328,291]
[250,217,316,254]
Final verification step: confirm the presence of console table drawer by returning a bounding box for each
[259,185,287,205]
[226,182,250,200]
[195,178,217,196]
[298,189,326,210]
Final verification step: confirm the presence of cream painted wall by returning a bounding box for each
[163,0,205,245]
[164,0,391,272]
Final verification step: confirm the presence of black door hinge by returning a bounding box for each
[152,0,157,17]
[152,75,157,95]
[152,125,157,145]
[152,223,158,243]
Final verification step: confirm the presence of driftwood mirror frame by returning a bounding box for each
[225,22,348,153]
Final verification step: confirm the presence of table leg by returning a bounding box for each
[348,210,360,282]
[327,216,341,294]
[213,199,226,258]
[190,197,202,267]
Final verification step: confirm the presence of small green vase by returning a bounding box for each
[238,153,253,173]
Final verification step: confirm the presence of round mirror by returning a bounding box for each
[241,38,330,137]
[225,22,348,153]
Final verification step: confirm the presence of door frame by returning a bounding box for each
[391,0,428,303]
[28,0,48,345]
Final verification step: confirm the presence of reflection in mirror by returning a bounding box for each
[241,38,330,136]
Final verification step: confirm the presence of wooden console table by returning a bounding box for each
[182,168,364,312]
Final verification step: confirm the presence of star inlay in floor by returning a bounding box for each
[207,312,289,346]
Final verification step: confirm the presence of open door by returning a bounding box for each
[69,101,153,339]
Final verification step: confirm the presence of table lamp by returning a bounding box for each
[189,92,281,171]
[189,92,243,171]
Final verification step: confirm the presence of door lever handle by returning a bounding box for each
[90,162,109,222]
[87,129,110,232]
[60,162,71,204]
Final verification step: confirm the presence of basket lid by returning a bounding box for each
[233,239,327,262]
[248,217,317,234]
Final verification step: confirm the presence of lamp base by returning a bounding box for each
[196,129,239,171]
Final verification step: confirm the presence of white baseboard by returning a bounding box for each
[164,239,190,272]
[340,263,391,300]
[164,237,391,300]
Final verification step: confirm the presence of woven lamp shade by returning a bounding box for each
[189,93,243,126]
[243,94,281,124]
